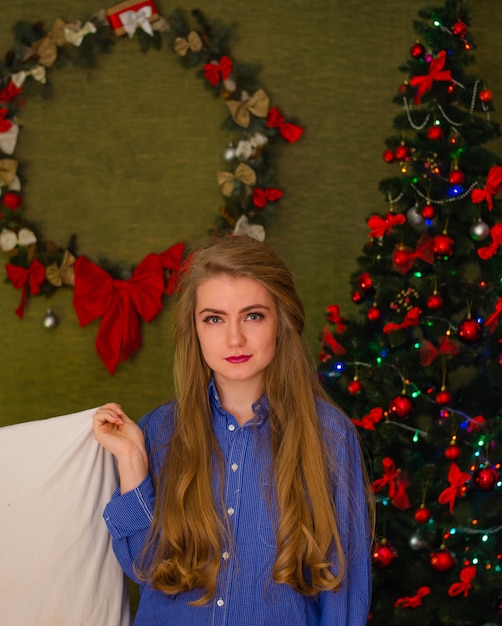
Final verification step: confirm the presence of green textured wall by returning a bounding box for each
[1,1,500,426]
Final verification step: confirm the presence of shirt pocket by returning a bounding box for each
[258,482,277,548]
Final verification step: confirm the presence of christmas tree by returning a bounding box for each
[318,1,502,624]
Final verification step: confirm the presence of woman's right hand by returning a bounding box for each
[93,403,148,493]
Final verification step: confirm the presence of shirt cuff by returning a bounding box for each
[103,474,155,539]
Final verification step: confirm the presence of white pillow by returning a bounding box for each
[0,408,131,626]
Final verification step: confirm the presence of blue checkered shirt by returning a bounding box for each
[103,382,371,625]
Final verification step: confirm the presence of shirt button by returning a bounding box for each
[228,424,235,431]
[217,598,224,607]
[231,463,238,472]
[222,551,230,560]
[227,507,235,516]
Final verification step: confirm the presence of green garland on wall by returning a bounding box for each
[0,1,303,372]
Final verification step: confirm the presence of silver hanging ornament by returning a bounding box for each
[223,143,236,161]
[408,532,431,551]
[43,308,59,329]
[407,205,425,229]
[470,218,490,241]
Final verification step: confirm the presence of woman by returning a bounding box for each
[94,234,373,625]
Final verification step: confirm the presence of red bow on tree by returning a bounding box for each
[5,259,46,318]
[392,233,434,274]
[351,407,384,431]
[252,187,283,209]
[419,335,461,366]
[203,55,233,86]
[477,223,502,259]
[320,325,347,356]
[367,212,406,238]
[372,457,398,497]
[325,304,347,333]
[383,306,422,334]
[266,107,304,143]
[409,50,453,104]
[73,245,184,374]
[448,565,476,597]
[471,165,502,210]
[486,296,502,333]
[394,586,431,608]
[438,462,471,513]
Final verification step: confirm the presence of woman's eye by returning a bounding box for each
[204,315,222,324]
[246,312,264,321]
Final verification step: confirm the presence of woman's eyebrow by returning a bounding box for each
[197,304,270,315]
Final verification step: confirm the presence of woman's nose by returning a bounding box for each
[227,321,245,346]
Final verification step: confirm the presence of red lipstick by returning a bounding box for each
[225,355,251,364]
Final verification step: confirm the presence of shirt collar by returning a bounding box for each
[208,377,269,427]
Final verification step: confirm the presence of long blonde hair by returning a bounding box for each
[140,234,371,603]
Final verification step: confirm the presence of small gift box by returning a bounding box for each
[106,0,159,37]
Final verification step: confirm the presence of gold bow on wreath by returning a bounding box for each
[0,159,18,187]
[217,163,257,197]
[226,89,270,128]
[46,250,76,287]
[174,30,203,56]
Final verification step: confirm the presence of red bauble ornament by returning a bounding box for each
[389,394,414,419]
[427,125,444,141]
[479,89,493,103]
[358,272,373,291]
[436,389,452,406]
[367,306,382,322]
[394,144,410,161]
[473,466,498,491]
[383,149,395,163]
[421,204,436,220]
[427,293,443,310]
[351,291,364,304]
[392,248,410,269]
[458,318,483,343]
[2,191,23,210]
[410,42,425,58]
[448,169,465,185]
[348,378,363,395]
[452,20,468,38]
[414,505,432,524]
[445,444,462,461]
[372,541,397,567]
[433,234,455,257]
[430,548,455,572]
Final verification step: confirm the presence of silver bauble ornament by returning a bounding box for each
[408,532,430,551]
[407,205,425,228]
[223,143,236,161]
[470,219,490,241]
[43,308,59,329]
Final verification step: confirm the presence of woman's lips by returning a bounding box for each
[225,355,252,364]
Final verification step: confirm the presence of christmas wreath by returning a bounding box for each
[0,1,303,373]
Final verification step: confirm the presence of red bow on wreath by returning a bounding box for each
[477,223,502,259]
[383,306,421,334]
[409,50,452,104]
[394,586,431,609]
[5,258,46,318]
[73,245,184,374]
[252,187,283,209]
[448,565,476,598]
[419,335,461,366]
[0,107,13,132]
[266,107,304,143]
[438,462,471,513]
[485,296,502,333]
[203,55,233,86]
[471,165,502,210]
[367,212,406,238]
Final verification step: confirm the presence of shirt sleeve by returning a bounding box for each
[103,474,155,583]
[318,403,372,625]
